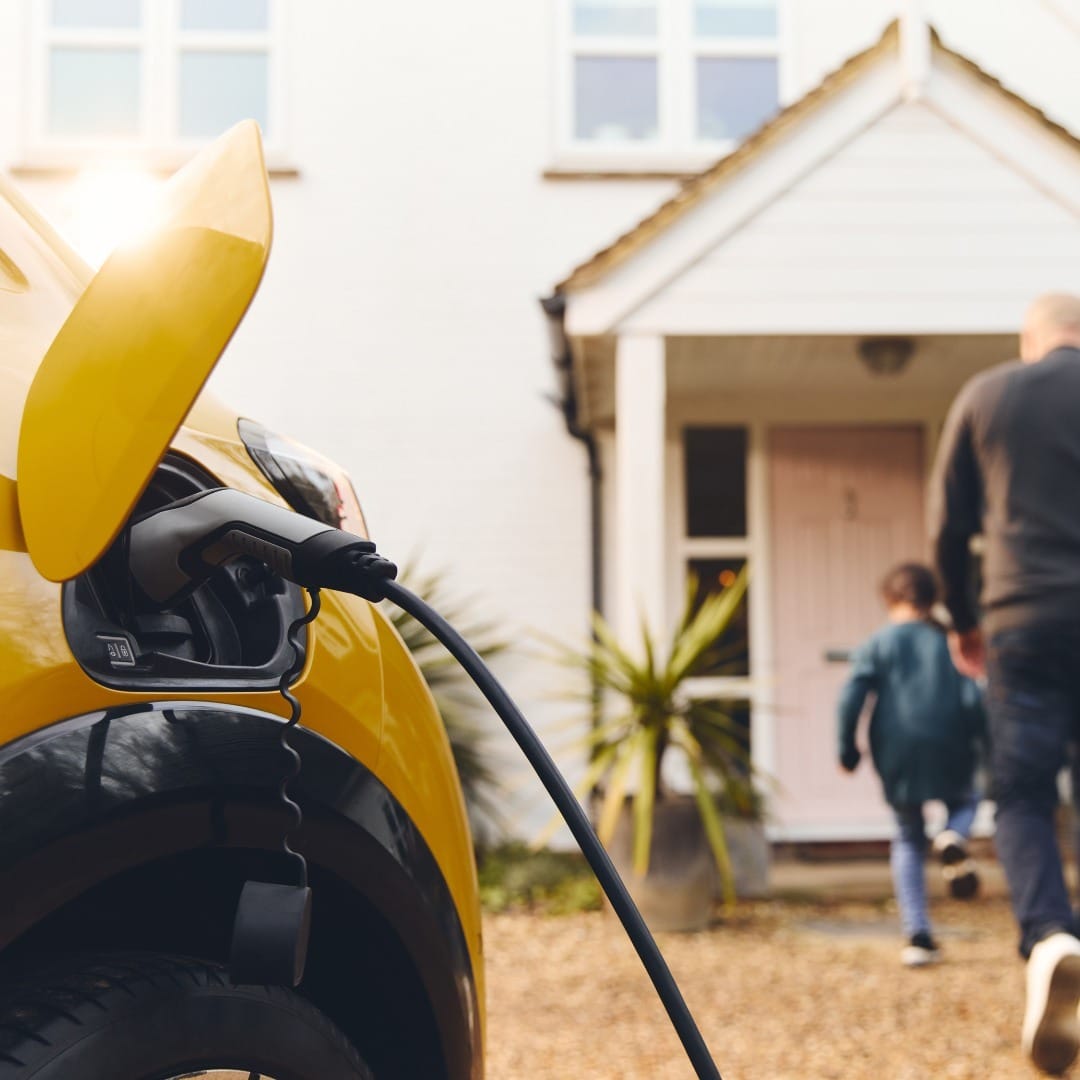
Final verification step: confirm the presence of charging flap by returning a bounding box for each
[17,119,272,582]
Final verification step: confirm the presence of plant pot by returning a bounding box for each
[604,794,718,932]
[715,817,771,900]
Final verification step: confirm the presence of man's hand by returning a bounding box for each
[949,627,986,679]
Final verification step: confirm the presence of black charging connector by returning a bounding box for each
[128,487,381,608]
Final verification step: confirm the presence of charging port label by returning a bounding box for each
[98,634,136,667]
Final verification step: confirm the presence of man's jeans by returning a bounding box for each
[987,622,1080,957]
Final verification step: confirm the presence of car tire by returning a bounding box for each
[0,952,373,1080]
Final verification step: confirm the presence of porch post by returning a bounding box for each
[613,333,667,653]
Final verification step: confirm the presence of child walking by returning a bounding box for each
[838,562,985,967]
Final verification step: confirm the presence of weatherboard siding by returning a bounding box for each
[626,102,1080,335]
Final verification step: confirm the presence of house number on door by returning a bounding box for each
[842,487,859,520]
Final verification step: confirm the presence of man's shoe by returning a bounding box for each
[901,931,941,968]
[933,829,980,899]
[1022,932,1080,1075]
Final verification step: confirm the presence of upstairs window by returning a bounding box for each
[27,0,283,165]
[557,0,782,166]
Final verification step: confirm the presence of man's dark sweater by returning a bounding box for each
[930,345,1080,634]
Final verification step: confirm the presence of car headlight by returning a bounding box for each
[238,418,368,538]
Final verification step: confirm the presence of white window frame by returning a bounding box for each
[23,0,288,170]
[552,0,788,173]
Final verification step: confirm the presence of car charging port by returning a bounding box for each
[62,453,308,692]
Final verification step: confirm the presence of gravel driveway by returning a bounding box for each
[483,895,1049,1079]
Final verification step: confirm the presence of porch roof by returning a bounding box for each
[549,19,1080,346]
[554,20,1080,300]
[555,21,902,296]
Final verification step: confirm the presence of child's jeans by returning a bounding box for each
[890,796,979,937]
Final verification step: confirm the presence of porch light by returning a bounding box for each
[857,336,915,376]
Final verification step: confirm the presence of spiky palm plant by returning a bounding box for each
[551,567,756,907]
[382,566,506,839]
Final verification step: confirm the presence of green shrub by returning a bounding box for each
[478,843,602,914]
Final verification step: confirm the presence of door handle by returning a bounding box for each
[824,648,852,663]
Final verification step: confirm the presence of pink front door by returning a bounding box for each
[769,426,926,834]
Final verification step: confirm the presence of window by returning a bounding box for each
[685,426,746,537]
[558,0,782,165]
[688,557,750,677]
[680,426,751,681]
[27,0,283,165]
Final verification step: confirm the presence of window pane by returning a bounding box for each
[48,48,140,136]
[573,0,656,36]
[685,427,747,537]
[697,56,779,141]
[51,0,141,28]
[179,51,268,137]
[180,0,269,31]
[688,559,750,677]
[574,56,657,141]
[695,0,777,37]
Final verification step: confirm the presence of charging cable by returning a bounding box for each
[128,487,723,1079]
[375,576,722,1080]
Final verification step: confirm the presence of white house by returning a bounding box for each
[3,0,1080,842]
[549,15,1080,837]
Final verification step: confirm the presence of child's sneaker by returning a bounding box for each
[901,931,942,967]
[933,829,980,900]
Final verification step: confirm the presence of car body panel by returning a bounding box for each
[0,123,485,1054]
[369,601,486,1014]
[17,120,272,583]
[0,171,88,556]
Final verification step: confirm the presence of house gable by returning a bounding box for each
[561,24,1080,338]
[624,100,1080,335]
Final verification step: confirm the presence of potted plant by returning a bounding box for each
[549,566,762,929]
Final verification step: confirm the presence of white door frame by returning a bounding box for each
[667,393,944,840]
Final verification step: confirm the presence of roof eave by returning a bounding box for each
[555,20,902,295]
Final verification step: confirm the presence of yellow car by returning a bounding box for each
[0,122,483,1078]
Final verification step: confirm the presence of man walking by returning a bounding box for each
[931,292,1080,1076]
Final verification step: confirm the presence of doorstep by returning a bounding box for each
[767,839,1016,903]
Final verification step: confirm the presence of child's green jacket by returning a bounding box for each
[837,620,985,807]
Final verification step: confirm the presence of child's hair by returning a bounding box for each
[880,562,937,612]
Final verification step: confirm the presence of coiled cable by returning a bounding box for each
[277,586,321,890]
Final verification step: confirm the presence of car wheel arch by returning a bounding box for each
[0,702,481,1080]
